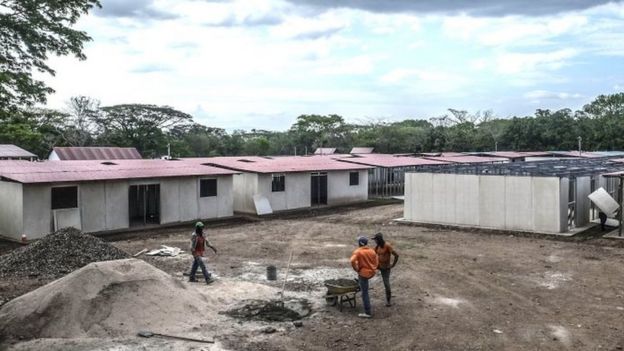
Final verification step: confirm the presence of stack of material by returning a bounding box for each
[0,227,129,278]
[0,259,216,340]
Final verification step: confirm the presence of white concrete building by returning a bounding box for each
[0,160,237,241]
[403,157,624,234]
[191,156,371,214]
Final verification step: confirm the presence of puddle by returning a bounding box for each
[534,271,572,289]
[239,263,355,292]
[549,325,571,346]
[429,296,466,308]
[223,298,311,322]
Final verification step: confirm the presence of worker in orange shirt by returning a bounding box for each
[350,236,378,318]
[372,233,399,306]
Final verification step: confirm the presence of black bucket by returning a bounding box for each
[267,265,277,281]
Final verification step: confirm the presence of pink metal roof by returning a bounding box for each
[337,154,448,168]
[187,156,372,173]
[418,152,466,157]
[0,144,36,158]
[424,155,509,164]
[52,147,142,160]
[0,159,237,184]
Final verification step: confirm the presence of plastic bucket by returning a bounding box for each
[267,265,277,281]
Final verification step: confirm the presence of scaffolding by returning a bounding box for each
[411,156,624,178]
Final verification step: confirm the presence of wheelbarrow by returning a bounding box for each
[324,278,360,311]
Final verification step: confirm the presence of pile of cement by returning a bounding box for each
[0,228,128,278]
[224,298,311,322]
[0,258,215,340]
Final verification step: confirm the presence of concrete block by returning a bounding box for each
[432,174,456,224]
[504,176,533,231]
[478,176,506,229]
[532,177,561,233]
[455,175,479,226]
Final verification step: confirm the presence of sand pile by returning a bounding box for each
[0,258,216,340]
[0,227,128,278]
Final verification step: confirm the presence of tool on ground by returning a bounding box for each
[277,249,294,305]
[137,330,214,344]
[133,248,148,257]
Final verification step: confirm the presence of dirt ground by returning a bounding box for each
[3,203,624,350]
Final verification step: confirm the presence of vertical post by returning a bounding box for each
[619,175,623,236]
[495,141,498,153]
[577,136,582,156]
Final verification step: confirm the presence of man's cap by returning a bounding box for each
[195,221,204,228]
[357,236,368,245]
[373,233,384,241]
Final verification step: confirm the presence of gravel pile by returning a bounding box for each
[0,227,129,278]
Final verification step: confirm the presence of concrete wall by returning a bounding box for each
[256,173,311,212]
[404,173,568,234]
[233,173,258,213]
[157,176,234,225]
[327,170,368,206]
[8,175,234,240]
[22,184,53,239]
[0,181,23,240]
[575,176,591,227]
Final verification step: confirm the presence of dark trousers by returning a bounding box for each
[380,268,392,303]
[358,276,371,315]
[190,256,211,282]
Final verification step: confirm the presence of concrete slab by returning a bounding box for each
[604,229,624,239]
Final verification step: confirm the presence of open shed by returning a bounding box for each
[403,157,624,234]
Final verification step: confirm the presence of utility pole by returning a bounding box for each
[577,136,582,156]
[495,141,498,153]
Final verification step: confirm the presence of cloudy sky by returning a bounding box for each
[41,0,624,130]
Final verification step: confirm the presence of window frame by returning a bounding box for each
[271,174,286,192]
[199,178,218,197]
[349,171,359,186]
[51,186,79,210]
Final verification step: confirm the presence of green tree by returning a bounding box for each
[95,104,193,157]
[0,0,100,113]
[289,114,349,153]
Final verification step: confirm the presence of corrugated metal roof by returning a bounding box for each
[337,154,448,168]
[0,144,36,158]
[350,147,374,154]
[418,152,466,157]
[0,159,238,184]
[188,156,372,174]
[424,155,509,164]
[478,151,553,159]
[550,151,602,158]
[314,148,336,155]
[51,147,142,160]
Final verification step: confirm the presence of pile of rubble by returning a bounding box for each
[0,227,128,278]
[224,298,311,322]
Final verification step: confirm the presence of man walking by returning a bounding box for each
[350,236,378,318]
[372,233,399,306]
[189,221,217,284]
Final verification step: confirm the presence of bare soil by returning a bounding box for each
[3,203,624,350]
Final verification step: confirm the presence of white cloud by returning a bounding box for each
[495,48,578,74]
[523,90,582,100]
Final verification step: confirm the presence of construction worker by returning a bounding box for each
[372,232,399,307]
[350,236,378,318]
[189,221,217,284]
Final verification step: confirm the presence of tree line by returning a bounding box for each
[0,93,622,159]
[1,1,623,159]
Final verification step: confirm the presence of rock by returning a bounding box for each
[293,321,303,328]
[262,327,277,334]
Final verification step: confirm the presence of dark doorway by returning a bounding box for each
[311,172,328,206]
[129,184,160,226]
